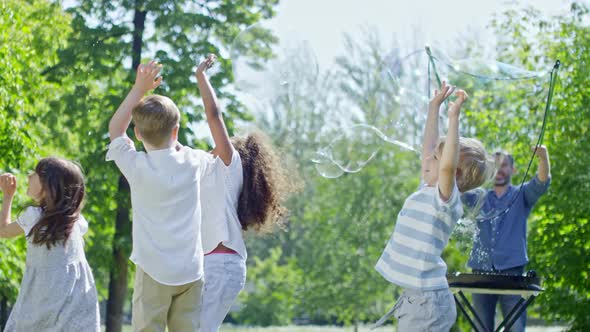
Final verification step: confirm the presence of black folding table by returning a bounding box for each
[447,272,543,332]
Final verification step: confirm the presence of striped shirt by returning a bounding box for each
[375,183,463,290]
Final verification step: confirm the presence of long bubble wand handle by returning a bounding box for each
[425,45,448,110]
[425,46,443,87]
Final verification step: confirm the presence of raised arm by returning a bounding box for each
[109,60,163,141]
[438,90,468,201]
[196,54,233,165]
[0,173,23,238]
[523,145,551,207]
[534,145,551,183]
[423,81,455,179]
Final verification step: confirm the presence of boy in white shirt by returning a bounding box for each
[106,59,218,331]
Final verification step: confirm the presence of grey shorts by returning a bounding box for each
[374,288,456,332]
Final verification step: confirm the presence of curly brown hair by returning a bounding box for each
[231,132,300,232]
[28,157,85,249]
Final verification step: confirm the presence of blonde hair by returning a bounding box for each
[132,95,180,147]
[437,137,495,192]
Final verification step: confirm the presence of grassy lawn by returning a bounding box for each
[220,325,392,332]
[110,325,392,332]
[220,326,566,332]
[109,324,566,332]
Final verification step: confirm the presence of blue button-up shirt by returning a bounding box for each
[465,175,551,271]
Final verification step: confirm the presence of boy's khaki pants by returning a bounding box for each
[132,266,203,332]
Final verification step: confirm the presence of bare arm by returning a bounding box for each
[534,145,551,183]
[0,174,23,238]
[109,60,163,141]
[523,145,551,206]
[196,54,233,165]
[422,82,455,179]
[439,90,468,201]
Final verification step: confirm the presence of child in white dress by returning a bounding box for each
[0,157,100,332]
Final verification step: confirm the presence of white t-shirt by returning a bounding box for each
[200,149,247,260]
[106,136,214,286]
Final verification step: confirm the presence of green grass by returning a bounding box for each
[108,325,392,332]
[223,326,566,332]
[107,324,565,332]
[220,325,392,332]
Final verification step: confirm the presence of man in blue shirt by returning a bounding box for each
[467,146,551,332]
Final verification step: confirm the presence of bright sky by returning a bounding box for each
[61,0,574,141]
[271,0,571,69]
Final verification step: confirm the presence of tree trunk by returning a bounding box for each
[105,2,146,331]
[105,176,132,332]
[0,297,7,330]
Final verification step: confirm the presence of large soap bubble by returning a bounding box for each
[230,20,319,109]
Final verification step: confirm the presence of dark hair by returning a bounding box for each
[495,151,514,166]
[28,157,85,249]
[231,132,300,232]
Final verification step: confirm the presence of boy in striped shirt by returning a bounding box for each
[374,82,493,331]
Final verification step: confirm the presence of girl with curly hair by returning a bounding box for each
[197,54,298,332]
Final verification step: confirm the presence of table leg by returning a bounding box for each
[497,295,536,332]
[455,291,488,332]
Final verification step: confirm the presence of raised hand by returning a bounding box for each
[532,145,548,158]
[429,81,456,109]
[196,54,217,77]
[0,173,17,197]
[448,89,468,118]
[134,60,163,93]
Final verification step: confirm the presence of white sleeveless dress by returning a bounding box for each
[4,207,100,332]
